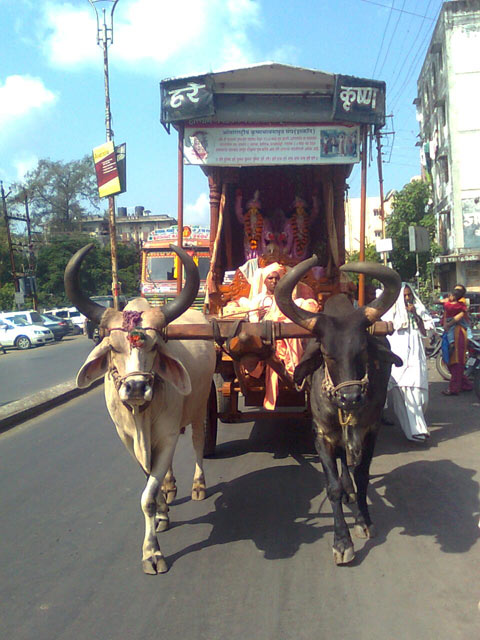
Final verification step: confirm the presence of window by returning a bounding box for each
[438,156,449,183]
[374,230,382,238]
[373,208,381,217]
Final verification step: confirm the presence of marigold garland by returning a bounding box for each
[128,329,147,348]
[244,207,263,250]
[291,204,309,254]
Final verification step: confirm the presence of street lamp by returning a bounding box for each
[88,0,120,309]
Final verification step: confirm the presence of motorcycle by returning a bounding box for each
[424,328,443,359]
[435,334,480,401]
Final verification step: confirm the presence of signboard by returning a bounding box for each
[463,198,480,249]
[115,143,127,194]
[183,124,360,166]
[333,75,386,127]
[375,238,393,253]
[147,225,210,243]
[408,225,430,253]
[93,141,122,198]
[160,76,215,124]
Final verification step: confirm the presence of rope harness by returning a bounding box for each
[321,361,369,429]
[105,311,163,414]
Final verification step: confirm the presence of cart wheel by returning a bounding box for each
[436,352,451,380]
[204,381,218,458]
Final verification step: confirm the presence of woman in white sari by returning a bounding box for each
[382,283,435,442]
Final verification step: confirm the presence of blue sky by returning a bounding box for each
[1,0,443,226]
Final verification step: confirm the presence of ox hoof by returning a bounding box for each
[342,491,356,505]
[191,487,206,501]
[142,554,168,575]
[354,523,376,539]
[332,545,355,565]
[156,517,170,533]
[163,488,177,505]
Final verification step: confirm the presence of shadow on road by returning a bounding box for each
[167,419,480,569]
[212,414,316,460]
[353,458,480,564]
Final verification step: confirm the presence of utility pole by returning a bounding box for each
[1,182,18,295]
[23,192,38,310]
[1,183,38,309]
[375,128,388,266]
[89,0,120,310]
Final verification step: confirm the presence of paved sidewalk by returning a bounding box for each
[0,378,102,434]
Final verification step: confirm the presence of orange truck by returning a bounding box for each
[140,224,211,307]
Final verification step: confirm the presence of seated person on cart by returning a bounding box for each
[225,261,318,410]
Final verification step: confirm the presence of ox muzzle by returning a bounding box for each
[322,364,369,410]
[111,367,156,411]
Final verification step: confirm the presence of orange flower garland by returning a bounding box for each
[291,203,309,254]
[244,206,263,250]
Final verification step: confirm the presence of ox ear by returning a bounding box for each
[154,349,192,396]
[76,338,111,388]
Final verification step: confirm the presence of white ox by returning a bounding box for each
[65,244,216,574]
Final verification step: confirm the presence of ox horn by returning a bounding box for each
[64,244,107,325]
[161,245,200,325]
[274,254,323,332]
[340,261,401,323]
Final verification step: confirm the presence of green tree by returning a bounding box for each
[0,282,15,310]
[386,180,436,282]
[11,156,101,233]
[35,235,97,307]
[346,243,382,264]
[345,244,382,285]
[34,237,140,308]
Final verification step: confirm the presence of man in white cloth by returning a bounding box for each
[382,283,435,443]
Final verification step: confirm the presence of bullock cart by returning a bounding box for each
[160,63,388,456]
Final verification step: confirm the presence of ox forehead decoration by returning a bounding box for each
[123,310,147,349]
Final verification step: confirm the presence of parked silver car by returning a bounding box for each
[0,317,54,350]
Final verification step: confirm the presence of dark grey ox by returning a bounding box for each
[65,244,216,574]
[275,258,401,565]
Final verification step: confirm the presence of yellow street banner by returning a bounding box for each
[93,141,121,198]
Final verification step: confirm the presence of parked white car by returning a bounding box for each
[0,317,54,350]
[45,307,86,334]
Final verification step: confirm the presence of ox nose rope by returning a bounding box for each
[322,361,369,401]
[109,360,158,414]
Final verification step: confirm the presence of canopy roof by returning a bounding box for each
[162,62,336,95]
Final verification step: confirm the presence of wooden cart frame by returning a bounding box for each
[160,63,387,455]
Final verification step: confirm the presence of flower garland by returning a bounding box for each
[244,206,263,250]
[127,329,147,348]
[122,310,147,349]
[291,202,309,254]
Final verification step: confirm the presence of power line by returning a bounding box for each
[386,0,433,96]
[388,0,439,105]
[376,0,408,79]
[372,0,395,78]
[360,0,435,20]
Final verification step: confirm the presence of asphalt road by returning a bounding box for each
[0,334,93,406]
[1,363,480,640]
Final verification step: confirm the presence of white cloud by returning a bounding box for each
[185,192,209,226]
[0,75,57,129]
[41,3,98,66]
[268,45,299,66]
[40,0,262,72]
[14,155,39,180]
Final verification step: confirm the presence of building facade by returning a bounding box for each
[80,206,176,246]
[416,0,480,292]
[344,192,394,255]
